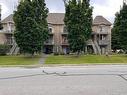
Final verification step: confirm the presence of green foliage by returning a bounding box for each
[13,0,49,55]
[64,0,93,54]
[112,13,121,50]
[0,56,40,65]
[46,55,127,64]
[0,44,10,55]
[112,3,127,51]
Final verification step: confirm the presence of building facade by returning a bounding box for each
[0,13,112,55]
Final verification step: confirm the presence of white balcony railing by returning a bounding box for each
[99,40,109,45]
[96,30,109,34]
[2,29,14,33]
[44,40,54,45]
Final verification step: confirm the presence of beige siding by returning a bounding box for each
[51,24,63,44]
[2,22,14,33]
[0,33,6,44]
[51,24,64,53]
[92,25,98,32]
[1,14,112,54]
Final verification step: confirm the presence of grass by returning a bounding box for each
[45,55,127,64]
[0,55,40,65]
[0,55,127,66]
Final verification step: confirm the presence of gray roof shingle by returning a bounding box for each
[2,13,112,25]
[2,13,65,24]
[2,14,14,23]
[47,13,65,24]
[93,16,112,25]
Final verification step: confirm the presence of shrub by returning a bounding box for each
[54,52,59,56]
[0,44,10,55]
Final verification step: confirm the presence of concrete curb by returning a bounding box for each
[0,63,127,68]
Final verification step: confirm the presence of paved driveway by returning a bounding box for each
[0,65,127,95]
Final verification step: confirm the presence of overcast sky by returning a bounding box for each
[0,0,123,23]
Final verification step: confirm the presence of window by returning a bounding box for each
[7,22,14,33]
[99,26,105,32]
[100,35,106,40]
[63,26,67,33]
[48,27,52,33]
[62,36,68,43]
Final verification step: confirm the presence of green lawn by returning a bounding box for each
[45,55,127,64]
[0,56,40,65]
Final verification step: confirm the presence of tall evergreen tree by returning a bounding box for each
[64,0,93,54]
[112,13,121,50]
[13,0,49,55]
[112,2,127,52]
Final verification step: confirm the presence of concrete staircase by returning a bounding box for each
[87,39,101,55]
[93,40,101,55]
[91,41,97,54]
[9,42,19,55]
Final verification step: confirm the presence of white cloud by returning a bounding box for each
[0,0,124,23]
[0,3,9,20]
[91,0,123,23]
[0,0,18,20]
[45,0,65,13]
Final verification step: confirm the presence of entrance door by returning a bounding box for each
[44,46,53,54]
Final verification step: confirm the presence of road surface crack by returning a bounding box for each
[118,75,127,82]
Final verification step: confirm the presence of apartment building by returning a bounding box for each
[88,16,112,54]
[0,13,112,55]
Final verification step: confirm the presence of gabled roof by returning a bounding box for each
[47,13,65,24]
[93,16,112,26]
[2,13,65,24]
[2,14,14,23]
[2,13,112,26]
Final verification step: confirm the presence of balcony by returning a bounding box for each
[87,39,93,45]
[61,31,68,35]
[1,30,14,34]
[61,40,69,45]
[97,29,109,35]
[62,42,69,45]
[5,39,13,45]
[92,31,109,35]
[99,31,109,35]
[98,40,109,45]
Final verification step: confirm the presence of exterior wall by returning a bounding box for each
[0,22,14,46]
[51,24,64,53]
[51,24,111,54]
[0,33,6,44]
[2,23,8,31]
[107,26,112,53]
[0,15,112,55]
[46,24,70,54]
[92,24,111,54]
[2,22,14,33]
[92,25,98,33]
[46,23,112,54]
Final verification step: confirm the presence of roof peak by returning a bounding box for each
[93,15,112,26]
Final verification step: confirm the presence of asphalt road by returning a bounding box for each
[0,65,127,95]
